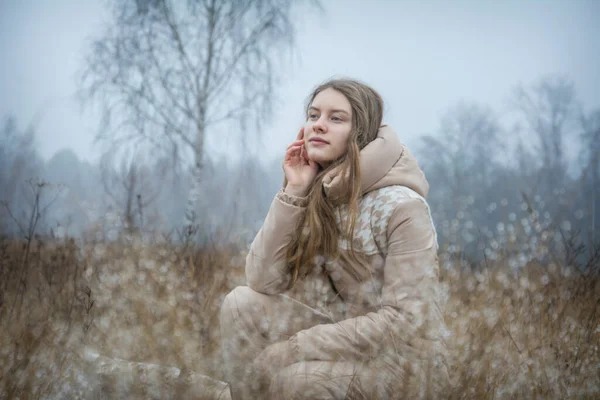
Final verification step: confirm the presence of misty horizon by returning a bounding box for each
[1,0,599,167]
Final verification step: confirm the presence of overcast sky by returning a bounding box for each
[1,0,599,165]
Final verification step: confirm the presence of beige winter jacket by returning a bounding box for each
[245,125,449,372]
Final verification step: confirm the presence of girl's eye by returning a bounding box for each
[331,116,341,121]
[309,114,318,120]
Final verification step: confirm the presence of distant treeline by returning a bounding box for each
[1,75,598,268]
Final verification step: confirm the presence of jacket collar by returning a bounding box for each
[322,125,429,201]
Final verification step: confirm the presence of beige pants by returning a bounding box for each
[219,285,428,400]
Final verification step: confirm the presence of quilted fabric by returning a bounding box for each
[336,185,438,257]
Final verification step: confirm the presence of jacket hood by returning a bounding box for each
[322,125,429,200]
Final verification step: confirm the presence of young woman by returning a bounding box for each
[220,79,450,399]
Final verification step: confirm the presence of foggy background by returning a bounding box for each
[1,0,599,263]
[2,1,600,398]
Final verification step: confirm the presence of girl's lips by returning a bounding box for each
[309,138,329,144]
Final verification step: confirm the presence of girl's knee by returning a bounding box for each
[220,286,267,329]
[222,286,254,310]
[220,286,298,342]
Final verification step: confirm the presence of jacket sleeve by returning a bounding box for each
[289,197,446,361]
[245,188,308,295]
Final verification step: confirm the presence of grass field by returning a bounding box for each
[1,236,598,399]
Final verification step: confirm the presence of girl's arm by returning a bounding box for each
[245,188,308,294]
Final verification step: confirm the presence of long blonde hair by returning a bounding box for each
[283,78,384,288]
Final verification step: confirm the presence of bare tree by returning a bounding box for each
[580,109,600,250]
[79,0,309,235]
[420,102,505,208]
[0,116,44,236]
[101,151,165,234]
[511,76,580,187]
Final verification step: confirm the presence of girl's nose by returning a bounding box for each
[312,117,327,133]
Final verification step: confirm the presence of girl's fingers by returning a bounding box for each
[286,145,302,154]
[285,146,301,161]
[286,140,304,150]
[301,145,309,161]
[285,145,307,165]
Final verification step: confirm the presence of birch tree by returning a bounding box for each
[79,0,305,235]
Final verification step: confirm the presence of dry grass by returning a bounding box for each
[441,261,599,398]
[0,235,598,399]
[0,236,244,398]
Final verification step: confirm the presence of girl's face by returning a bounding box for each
[304,88,353,169]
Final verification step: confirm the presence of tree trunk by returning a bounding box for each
[183,1,214,237]
[183,119,206,236]
[591,155,598,252]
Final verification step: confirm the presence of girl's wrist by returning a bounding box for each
[284,184,308,197]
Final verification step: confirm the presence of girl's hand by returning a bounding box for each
[282,127,318,197]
